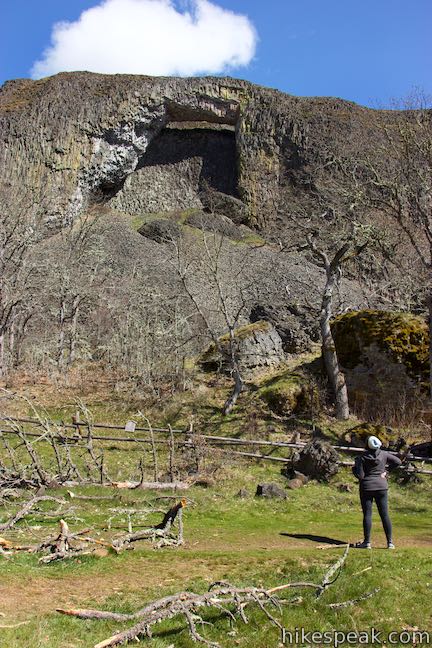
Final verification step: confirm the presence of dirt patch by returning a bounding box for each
[1,532,430,623]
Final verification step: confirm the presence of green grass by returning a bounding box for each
[1,464,431,648]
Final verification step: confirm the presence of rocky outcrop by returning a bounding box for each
[0,73,418,371]
[200,321,285,373]
[185,210,244,240]
[250,302,316,353]
[0,72,407,233]
[138,218,182,244]
[257,369,318,417]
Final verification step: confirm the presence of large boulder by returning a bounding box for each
[138,218,181,243]
[255,483,287,499]
[200,321,285,374]
[185,210,243,240]
[331,310,429,411]
[200,189,248,225]
[250,303,315,354]
[344,423,407,452]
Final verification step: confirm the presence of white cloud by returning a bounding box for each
[31,0,257,79]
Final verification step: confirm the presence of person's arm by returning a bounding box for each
[352,455,365,480]
[386,452,402,471]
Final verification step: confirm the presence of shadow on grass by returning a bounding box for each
[280,533,347,545]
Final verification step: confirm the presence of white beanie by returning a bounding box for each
[368,435,382,450]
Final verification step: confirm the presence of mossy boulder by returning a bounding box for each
[331,310,429,383]
[200,321,285,373]
[185,210,244,240]
[258,370,318,417]
[331,310,429,415]
[345,423,395,448]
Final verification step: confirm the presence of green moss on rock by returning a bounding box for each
[345,423,396,447]
[258,370,318,417]
[331,310,429,383]
[220,321,272,343]
[201,321,272,365]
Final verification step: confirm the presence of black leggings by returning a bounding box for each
[360,489,392,543]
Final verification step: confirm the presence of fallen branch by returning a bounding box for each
[0,495,65,532]
[56,548,354,647]
[57,581,306,648]
[0,620,30,629]
[36,519,104,563]
[111,481,190,491]
[327,587,380,609]
[112,500,186,551]
[316,543,349,598]
[66,491,114,501]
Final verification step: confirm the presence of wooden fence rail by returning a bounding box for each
[1,416,431,468]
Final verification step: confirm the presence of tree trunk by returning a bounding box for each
[57,298,66,372]
[11,312,32,368]
[0,331,5,378]
[222,329,244,416]
[320,272,350,420]
[223,365,244,416]
[428,285,432,402]
[67,297,80,368]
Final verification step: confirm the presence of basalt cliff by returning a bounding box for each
[0,73,426,380]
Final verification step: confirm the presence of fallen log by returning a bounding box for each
[111,480,190,490]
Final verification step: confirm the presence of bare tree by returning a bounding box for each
[0,182,40,376]
[104,269,194,393]
[172,226,265,415]
[300,229,367,419]
[357,93,432,395]
[39,208,107,373]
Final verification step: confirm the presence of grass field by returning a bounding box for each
[1,464,431,648]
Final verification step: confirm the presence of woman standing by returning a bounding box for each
[353,435,402,549]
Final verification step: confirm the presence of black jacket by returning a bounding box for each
[353,449,402,491]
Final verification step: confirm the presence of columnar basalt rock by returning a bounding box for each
[0,72,426,374]
[0,71,401,232]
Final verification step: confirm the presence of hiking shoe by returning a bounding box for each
[387,542,395,549]
[354,541,371,549]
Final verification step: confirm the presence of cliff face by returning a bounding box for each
[1,72,425,380]
[0,72,395,231]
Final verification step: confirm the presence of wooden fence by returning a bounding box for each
[1,415,431,476]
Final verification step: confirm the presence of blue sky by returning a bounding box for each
[0,0,431,107]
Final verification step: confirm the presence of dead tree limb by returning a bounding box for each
[111,480,190,490]
[57,577,323,648]
[327,587,380,609]
[55,545,357,646]
[168,424,175,482]
[0,495,65,532]
[112,500,186,551]
[316,543,350,598]
[55,550,353,646]
[36,520,112,563]
[143,416,158,483]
